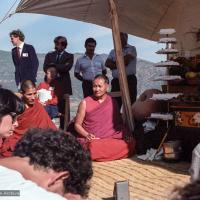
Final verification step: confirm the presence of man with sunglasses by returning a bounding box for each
[74,38,107,98]
[0,88,25,149]
[43,36,74,129]
[10,29,39,89]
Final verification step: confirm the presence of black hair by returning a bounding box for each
[170,179,200,200]
[20,80,36,93]
[13,128,93,197]
[54,36,67,48]
[85,37,97,46]
[94,74,109,84]
[10,29,25,42]
[43,63,57,73]
[0,88,25,121]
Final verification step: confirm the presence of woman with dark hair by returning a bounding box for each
[0,88,25,139]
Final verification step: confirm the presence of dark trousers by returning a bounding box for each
[82,80,93,98]
[44,105,59,119]
[57,99,65,129]
[111,74,137,109]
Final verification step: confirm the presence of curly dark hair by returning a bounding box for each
[0,88,25,121]
[13,128,93,197]
[10,29,25,42]
[170,179,200,200]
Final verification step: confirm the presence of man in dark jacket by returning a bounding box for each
[43,36,74,129]
[10,29,39,89]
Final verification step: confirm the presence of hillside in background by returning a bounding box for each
[0,50,164,116]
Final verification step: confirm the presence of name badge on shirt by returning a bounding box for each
[22,53,29,57]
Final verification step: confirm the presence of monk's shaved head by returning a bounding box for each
[20,80,36,93]
[94,74,109,84]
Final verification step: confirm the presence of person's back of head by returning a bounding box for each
[170,179,200,200]
[13,128,93,198]
[0,88,25,119]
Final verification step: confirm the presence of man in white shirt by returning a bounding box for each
[105,32,137,109]
[74,37,107,97]
[0,128,93,200]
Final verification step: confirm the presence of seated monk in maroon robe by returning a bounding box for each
[74,75,135,161]
[0,80,56,157]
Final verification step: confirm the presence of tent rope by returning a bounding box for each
[0,0,19,24]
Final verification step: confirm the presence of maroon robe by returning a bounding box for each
[0,100,57,157]
[79,95,136,161]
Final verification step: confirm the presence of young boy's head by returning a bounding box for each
[44,65,57,82]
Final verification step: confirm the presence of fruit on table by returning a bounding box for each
[185,71,198,78]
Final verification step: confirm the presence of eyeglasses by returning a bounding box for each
[9,112,17,123]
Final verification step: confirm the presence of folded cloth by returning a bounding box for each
[158,37,176,43]
[153,75,182,81]
[154,60,180,67]
[149,113,173,121]
[142,120,157,133]
[156,48,178,54]
[137,148,163,161]
[159,28,176,35]
[150,93,182,101]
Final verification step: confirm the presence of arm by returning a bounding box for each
[124,46,137,66]
[124,54,134,66]
[29,45,39,80]
[74,100,95,140]
[74,72,83,81]
[43,53,50,72]
[101,57,107,75]
[74,59,83,81]
[56,54,74,73]
[105,58,117,70]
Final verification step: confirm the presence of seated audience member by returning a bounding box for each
[132,89,165,122]
[0,88,25,147]
[74,74,135,161]
[37,65,61,119]
[169,179,200,200]
[0,80,56,157]
[190,143,200,182]
[0,128,93,200]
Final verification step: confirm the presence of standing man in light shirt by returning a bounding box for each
[105,32,137,109]
[74,37,107,97]
[10,29,39,89]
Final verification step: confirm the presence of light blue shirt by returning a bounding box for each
[74,54,105,81]
[107,44,137,78]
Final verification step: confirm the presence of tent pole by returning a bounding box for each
[108,0,135,132]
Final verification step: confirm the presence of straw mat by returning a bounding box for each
[88,157,190,200]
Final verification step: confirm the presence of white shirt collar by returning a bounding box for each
[18,42,24,49]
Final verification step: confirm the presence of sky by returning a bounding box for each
[0,0,163,62]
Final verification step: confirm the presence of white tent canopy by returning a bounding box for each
[16,0,200,55]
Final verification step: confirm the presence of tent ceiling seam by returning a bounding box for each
[83,0,94,21]
[150,0,175,39]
